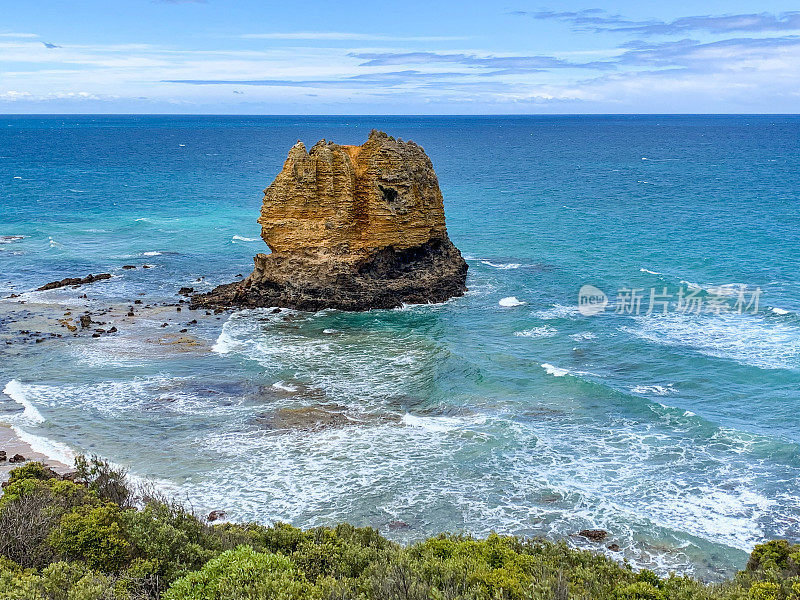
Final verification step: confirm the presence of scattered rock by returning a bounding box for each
[79,315,92,328]
[578,529,608,542]
[134,299,143,304]
[142,265,151,269]
[37,273,112,291]
[0,451,6,462]
[108,327,117,333]
[386,520,411,531]
[178,287,194,296]
[127,311,134,317]
[607,544,621,552]
[207,510,227,522]
[192,130,468,311]
[8,453,25,463]
[122,265,137,270]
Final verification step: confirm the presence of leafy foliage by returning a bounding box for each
[163,546,316,600]
[0,459,799,599]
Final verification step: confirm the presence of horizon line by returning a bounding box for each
[1,112,799,117]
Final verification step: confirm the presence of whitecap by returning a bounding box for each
[640,268,662,275]
[232,235,258,242]
[401,413,472,433]
[322,328,339,335]
[499,296,525,307]
[631,384,673,396]
[211,328,236,354]
[569,332,597,341]
[481,260,522,270]
[514,326,557,338]
[272,381,299,393]
[623,313,800,370]
[3,380,45,424]
[142,251,162,256]
[771,307,790,315]
[533,304,579,319]
[541,363,569,377]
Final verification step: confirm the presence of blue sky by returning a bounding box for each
[2,0,799,113]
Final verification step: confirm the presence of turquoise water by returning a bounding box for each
[2,115,800,580]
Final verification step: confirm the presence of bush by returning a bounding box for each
[0,557,127,600]
[163,546,318,600]
[3,461,800,600]
[0,463,95,568]
[74,455,133,509]
[122,500,216,583]
[49,503,131,572]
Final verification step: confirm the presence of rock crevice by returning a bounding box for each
[193,130,467,311]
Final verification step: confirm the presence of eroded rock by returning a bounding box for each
[578,529,608,542]
[192,130,467,311]
[37,273,112,291]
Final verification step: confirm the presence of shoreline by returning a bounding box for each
[0,423,72,482]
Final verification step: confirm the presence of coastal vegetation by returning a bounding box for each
[0,458,797,600]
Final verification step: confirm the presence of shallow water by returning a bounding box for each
[2,115,800,580]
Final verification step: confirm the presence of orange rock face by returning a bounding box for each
[258,130,448,257]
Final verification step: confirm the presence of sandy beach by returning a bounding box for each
[0,424,72,482]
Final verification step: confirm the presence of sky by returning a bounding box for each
[1,0,799,114]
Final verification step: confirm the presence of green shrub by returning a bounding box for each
[0,465,95,569]
[74,455,133,509]
[121,500,216,583]
[163,546,318,600]
[748,582,781,600]
[613,581,666,600]
[4,461,800,600]
[49,503,131,572]
[0,557,127,600]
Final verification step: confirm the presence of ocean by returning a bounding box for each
[1,115,799,581]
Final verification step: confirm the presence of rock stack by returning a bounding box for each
[193,130,467,311]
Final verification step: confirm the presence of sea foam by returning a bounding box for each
[499,296,525,307]
[541,363,569,377]
[3,380,45,424]
[481,260,522,270]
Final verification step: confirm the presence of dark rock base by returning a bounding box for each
[191,238,468,312]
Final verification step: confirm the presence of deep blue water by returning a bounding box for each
[2,115,799,580]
